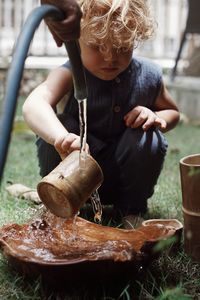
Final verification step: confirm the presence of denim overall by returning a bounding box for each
[37,56,168,216]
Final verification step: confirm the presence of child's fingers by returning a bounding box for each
[124,109,139,126]
[142,117,167,131]
[54,133,80,158]
[154,118,167,129]
[130,110,149,128]
[62,134,80,150]
[141,115,155,130]
[70,139,82,151]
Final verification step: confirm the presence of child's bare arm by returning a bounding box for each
[153,82,180,132]
[124,81,179,132]
[23,66,87,158]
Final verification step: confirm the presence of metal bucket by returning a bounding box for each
[37,150,103,219]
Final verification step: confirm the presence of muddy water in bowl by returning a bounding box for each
[0,213,177,264]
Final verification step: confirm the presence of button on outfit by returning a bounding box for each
[115,77,120,83]
[113,105,121,113]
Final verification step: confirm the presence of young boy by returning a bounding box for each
[23,0,180,228]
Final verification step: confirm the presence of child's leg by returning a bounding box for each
[114,127,168,216]
[36,138,61,177]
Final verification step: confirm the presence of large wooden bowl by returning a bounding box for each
[0,213,182,284]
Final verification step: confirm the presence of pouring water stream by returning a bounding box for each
[61,40,103,224]
[77,99,102,224]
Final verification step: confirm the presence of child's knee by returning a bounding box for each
[116,127,168,164]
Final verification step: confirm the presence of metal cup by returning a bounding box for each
[37,150,103,218]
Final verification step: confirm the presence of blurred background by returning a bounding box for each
[1,3,200,300]
[0,0,200,120]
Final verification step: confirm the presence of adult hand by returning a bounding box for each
[41,0,82,46]
[124,105,167,131]
[54,133,89,160]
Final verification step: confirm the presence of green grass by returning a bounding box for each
[1,119,200,299]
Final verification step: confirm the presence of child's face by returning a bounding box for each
[79,40,133,81]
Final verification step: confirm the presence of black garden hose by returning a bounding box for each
[0,4,87,182]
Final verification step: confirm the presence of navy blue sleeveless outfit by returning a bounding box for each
[36,56,168,216]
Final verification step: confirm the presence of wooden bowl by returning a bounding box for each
[0,214,182,284]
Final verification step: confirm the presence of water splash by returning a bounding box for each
[90,189,102,223]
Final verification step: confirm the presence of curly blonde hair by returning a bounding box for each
[78,0,155,53]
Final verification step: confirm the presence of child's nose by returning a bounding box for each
[103,51,117,62]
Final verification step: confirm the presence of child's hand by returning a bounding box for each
[124,106,167,131]
[54,133,89,160]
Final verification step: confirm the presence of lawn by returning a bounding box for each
[0,116,200,299]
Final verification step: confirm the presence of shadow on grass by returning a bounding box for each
[2,250,198,300]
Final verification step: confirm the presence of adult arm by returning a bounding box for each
[41,0,82,46]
